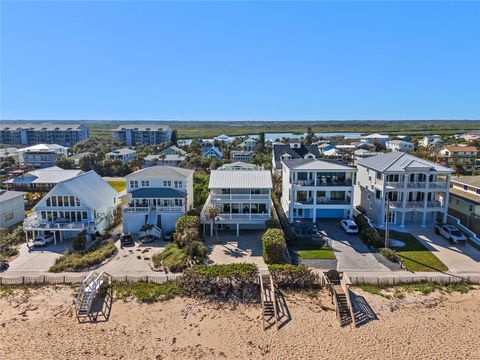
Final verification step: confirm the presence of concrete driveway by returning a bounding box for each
[410,227,480,273]
[6,241,72,273]
[205,230,266,268]
[317,221,390,272]
[99,239,168,274]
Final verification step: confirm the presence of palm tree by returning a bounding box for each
[160,153,167,165]
[271,172,282,196]
[205,206,219,241]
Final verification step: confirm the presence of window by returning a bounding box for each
[163,180,172,187]
[75,197,80,206]
[477,189,480,195]
[174,181,183,188]
[46,197,51,207]
[376,172,382,180]
[4,212,13,221]
[464,185,468,191]
[141,180,150,187]
[70,196,75,207]
[317,191,326,198]
[58,196,63,207]
[64,196,69,207]
[375,190,381,199]
[52,196,57,207]
[130,180,139,189]
[469,205,474,212]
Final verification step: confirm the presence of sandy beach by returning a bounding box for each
[0,286,479,360]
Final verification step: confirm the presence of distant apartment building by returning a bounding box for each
[112,124,173,146]
[230,151,254,162]
[448,176,480,234]
[272,141,320,171]
[4,166,83,193]
[105,148,137,163]
[0,123,89,146]
[438,145,478,173]
[18,144,68,168]
[0,190,25,228]
[355,152,452,227]
[281,159,356,225]
[122,166,194,234]
[201,169,272,236]
[23,171,117,243]
[387,140,414,152]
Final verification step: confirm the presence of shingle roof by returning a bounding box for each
[282,158,357,171]
[131,187,185,199]
[272,144,320,169]
[0,190,25,203]
[126,166,194,179]
[357,151,452,173]
[209,170,272,189]
[443,146,478,152]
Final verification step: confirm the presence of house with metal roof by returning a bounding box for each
[3,166,83,192]
[387,140,415,152]
[160,145,187,156]
[272,142,321,171]
[360,133,390,149]
[281,159,356,227]
[438,145,478,173]
[18,143,69,168]
[105,148,137,163]
[200,169,272,236]
[239,137,257,152]
[23,171,118,244]
[230,150,254,162]
[122,166,194,234]
[144,154,186,167]
[0,190,25,228]
[355,151,453,227]
[217,162,261,171]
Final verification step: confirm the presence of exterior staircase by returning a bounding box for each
[76,271,112,321]
[260,273,279,330]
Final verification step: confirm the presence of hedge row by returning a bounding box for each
[262,228,287,264]
[269,264,321,291]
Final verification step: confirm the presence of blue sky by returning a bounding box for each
[1,1,479,121]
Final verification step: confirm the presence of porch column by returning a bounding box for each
[422,189,428,227]
[236,223,239,237]
[401,212,406,227]
[59,231,63,243]
[442,176,450,224]
[210,222,213,237]
[203,223,205,236]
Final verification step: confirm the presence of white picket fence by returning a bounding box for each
[347,274,480,286]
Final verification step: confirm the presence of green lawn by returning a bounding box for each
[386,230,448,272]
[297,248,336,260]
[108,180,126,192]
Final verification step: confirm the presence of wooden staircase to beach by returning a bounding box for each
[324,270,355,328]
[260,273,279,330]
[76,271,112,322]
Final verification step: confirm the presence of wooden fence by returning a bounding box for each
[347,274,480,286]
[0,273,182,286]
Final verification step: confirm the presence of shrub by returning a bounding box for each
[179,263,259,302]
[269,264,321,291]
[353,213,370,231]
[360,228,384,248]
[49,240,117,272]
[174,215,201,247]
[262,228,287,264]
[380,248,400,263]
[1,247,19,258]
[114,281,180,302]
[154,243,189,273]
[72,231,87,251]
[187,240,208,262]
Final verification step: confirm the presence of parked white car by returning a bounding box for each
[32,234,54,247]
[340,219,359,234]
[434,224,467,244]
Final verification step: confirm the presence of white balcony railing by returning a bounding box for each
[216,213,271,221]
[23,214,94,231]
[123,205,183,213]
[210,193,270,201]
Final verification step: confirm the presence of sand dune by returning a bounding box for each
[0,286,479,360]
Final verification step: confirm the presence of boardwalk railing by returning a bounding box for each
[0,273,182,286]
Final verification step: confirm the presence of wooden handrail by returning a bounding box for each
[342,280,356,328]
[269,275,279,330]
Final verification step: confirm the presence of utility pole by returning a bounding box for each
[385,198,390,249]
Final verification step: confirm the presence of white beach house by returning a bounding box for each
[0,190,25,228]
[355,151,452,227]
[281,159,357,224]
[23,171,118,244]
[201,169,272,236]
[122,166,194,234]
